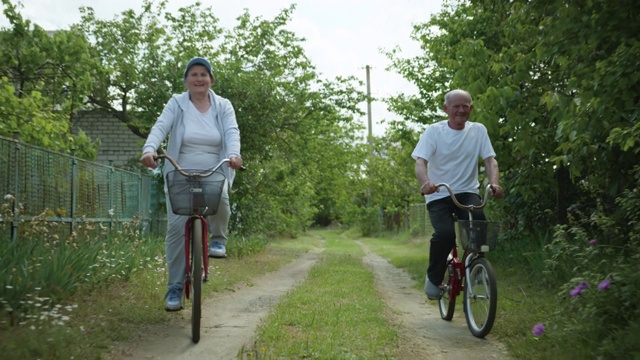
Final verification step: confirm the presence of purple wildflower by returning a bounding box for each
[597,279,611,290]
[589,239,597,245]
[570,282,589,297]
[532,323,545,337]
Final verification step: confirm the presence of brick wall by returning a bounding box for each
[73,111,145,167]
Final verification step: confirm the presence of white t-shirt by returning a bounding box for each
[411,120,495,203]
[179,102,222,170]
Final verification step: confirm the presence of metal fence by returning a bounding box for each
[409,202,431,236]
[0,134,163,241]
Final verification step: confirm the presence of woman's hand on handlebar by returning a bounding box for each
[228,155,243,170]
[140,152,158,169]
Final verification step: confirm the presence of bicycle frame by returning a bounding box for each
[439,182,494,292]
[156,154,235,295]
[155,154,243,343]
[435,183,499,338]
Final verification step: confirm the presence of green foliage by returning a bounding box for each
[365,122,423,228]
[387,0,640,236]
[535,167,640,357]
[356,207,383,237]
[75,1,369,236]
[226,235,269,258]
[0,77,93,158]
[0,0,99,159]
[76,0,222,134]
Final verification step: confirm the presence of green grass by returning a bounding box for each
[1,224,569,360]
[355,231,429,289]
[245,230,398,359]
[355,230,569,359]
[0,229,311,360]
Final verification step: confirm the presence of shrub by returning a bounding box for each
[536,179,640,357]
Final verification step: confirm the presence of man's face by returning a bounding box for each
[444,93,473,128]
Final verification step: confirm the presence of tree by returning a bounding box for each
[387,0,639,234]
[0,0,97,157]
[77,1,369,236]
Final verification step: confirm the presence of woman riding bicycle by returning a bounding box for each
[140,57,243,311]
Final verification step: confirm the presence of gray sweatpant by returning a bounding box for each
[164,182,230,290]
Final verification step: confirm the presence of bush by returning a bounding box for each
[357,207,383,237]
[536,182,640,357]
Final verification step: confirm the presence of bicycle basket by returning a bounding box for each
[165,169,226,216]
[457,220,500,252]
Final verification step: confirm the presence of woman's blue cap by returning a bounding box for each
[184,57,213,79]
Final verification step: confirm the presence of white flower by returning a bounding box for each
[3,194,14,200]
[108,209,115,216]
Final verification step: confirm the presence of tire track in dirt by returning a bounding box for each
[110,237,512,359]
[110,251,322,360]
[357,240,512,360]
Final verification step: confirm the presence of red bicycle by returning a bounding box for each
[157,154,237,343]
[435,183,500,338]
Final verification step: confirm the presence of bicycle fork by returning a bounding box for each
[446,252,463,297]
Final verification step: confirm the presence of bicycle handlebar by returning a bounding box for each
[435,183,495,211]
[154,154,246,177]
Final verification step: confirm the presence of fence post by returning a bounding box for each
[70,148,77,233]
[10,132,20,242]
[108,160,114,231]
[404,201,408,232]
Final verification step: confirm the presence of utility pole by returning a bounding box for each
[365,65,373,153]
[365,65,373,207]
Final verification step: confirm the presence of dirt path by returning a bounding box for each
[111,240,511,359]
[358,241,511,360]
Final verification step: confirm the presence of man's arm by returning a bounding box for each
[415,157,437,195]
[484,156,504,198]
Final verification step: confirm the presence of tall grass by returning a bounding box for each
[0,211,164,326]
[0,197,275,359]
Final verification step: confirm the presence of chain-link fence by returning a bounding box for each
[378,201,432,238]
[0,134,162,241]
[409,202,431,236]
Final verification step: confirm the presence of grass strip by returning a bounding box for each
[246,230,398,359]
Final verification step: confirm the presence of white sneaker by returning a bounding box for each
[424,276,441,300]
[164,287,183,311]
[208,243,227,258]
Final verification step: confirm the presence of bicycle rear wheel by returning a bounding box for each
[191,217,203,343]
[438,262,456,320]
[463,257,497,338]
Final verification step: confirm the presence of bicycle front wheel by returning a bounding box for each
[439,262,456,320]
[191,217,203,343]
[463,257,497,338]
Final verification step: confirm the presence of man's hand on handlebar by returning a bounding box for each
[489,184,505,199]
[420,181,438,196]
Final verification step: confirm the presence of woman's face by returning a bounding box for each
[185,65,212,95]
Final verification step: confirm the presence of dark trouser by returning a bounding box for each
[426,193,486,285]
